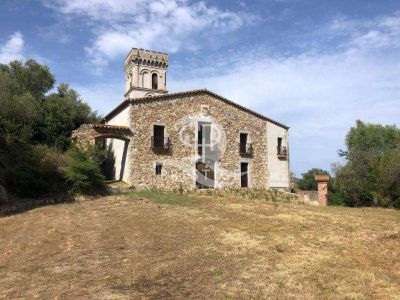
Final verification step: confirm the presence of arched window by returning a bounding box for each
[142,72,149,88]
[152,73,158,89]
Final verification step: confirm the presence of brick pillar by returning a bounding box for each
[315,175,329,206]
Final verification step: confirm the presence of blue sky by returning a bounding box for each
[1,0,400,176]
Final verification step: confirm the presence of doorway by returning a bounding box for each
[196,161,215,189]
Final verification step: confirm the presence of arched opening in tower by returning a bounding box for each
[152,73,158,89]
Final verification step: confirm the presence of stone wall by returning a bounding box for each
[71,124,98,146]
[129,94,274,190]
[296,190,319,203]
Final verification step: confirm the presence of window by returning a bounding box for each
[152,73,158,89]
[277,137,287,158]
[277,137,284,155]
[241,162,248,188]
[153,125,165,148]
[198,122,211,160]
[240,133,248,154]
[155,163,162,175]
[277,137,282,151]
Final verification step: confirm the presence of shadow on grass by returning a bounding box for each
[0,195,76,217]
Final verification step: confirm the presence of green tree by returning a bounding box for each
[34,83,99,149]
[0,60,98,148]
[0,59,103,198]
[0,93,40,141]
[0,60,54,99]
[297,168,331,191]
[336,120,400,207]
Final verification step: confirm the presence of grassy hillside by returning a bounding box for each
[0,191,399,299]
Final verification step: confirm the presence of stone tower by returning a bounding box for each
[124,48,169,99]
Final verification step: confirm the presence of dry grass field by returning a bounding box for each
[1,190,399,299]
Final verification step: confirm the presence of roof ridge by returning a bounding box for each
[103,89,289,129]
[127,89,209,103]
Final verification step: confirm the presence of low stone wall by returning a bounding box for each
[296,190,319,203]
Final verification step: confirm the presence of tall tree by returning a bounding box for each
[34,83,99,149]
[336,120,400,207]
[0,60,55,99]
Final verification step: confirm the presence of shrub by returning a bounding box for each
[269,189,278,202]
[393,198,400,209]
[328,192,346,206]
[64,144,106,194]
[64,160,105,194]
[4,143,65,197]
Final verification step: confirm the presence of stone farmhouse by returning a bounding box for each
[73,48,290,190]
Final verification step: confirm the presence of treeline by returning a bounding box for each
[297,121,400,208]
[0,60,105,200]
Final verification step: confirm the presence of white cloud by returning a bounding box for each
[330,11,400,51]
[44,0,142,20]
[43,0,247,67]
[0,32,24,63]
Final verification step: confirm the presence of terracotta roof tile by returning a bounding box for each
[93,124,130,131]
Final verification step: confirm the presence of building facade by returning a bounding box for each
[73,48,290,190]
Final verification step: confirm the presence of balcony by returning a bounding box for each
[277,146,287,159]
[239,143,253,157]
[151,136,171,152]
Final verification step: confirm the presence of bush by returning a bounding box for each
[328,192,346,206]
[4,143,65,197]
[64,144,106,194]
[393,198,400,209]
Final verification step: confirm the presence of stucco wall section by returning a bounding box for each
[267,122,290,188]
[107,105,130,126]
[104,106,131,183]
[106,138,130,182]
[129,94,272,190]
